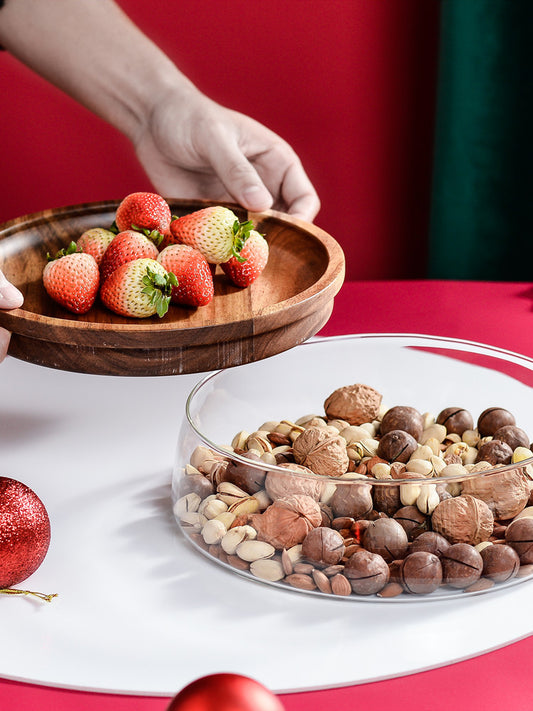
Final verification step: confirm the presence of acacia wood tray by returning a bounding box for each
[0,200,345,376]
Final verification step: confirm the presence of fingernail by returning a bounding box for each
[242,185,272,211]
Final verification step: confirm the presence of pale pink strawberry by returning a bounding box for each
[115,192,171,235]
[167,206,253,264]
[43,242,99,314]
[100,258,177,318]
[100,229,161,282]
[221,230,269,287]
[157,244,214,307]
[76,228,115,266]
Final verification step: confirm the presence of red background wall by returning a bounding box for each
[0,0,439,281]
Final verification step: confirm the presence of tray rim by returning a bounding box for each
[0,199,345,342]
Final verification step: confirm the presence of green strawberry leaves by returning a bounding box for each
[231,220,254,263]
[141,267,179,318]
[46,241,79,262]
[132,225,164,247]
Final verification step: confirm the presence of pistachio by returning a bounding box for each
[236,539,276,562]
[250,558,285,582]
[253,489,272,510]
[416,483,440,515]
[400,482,422,506]
[406,459,433,477]
[198,494,217,515]
[231,430,249,451]
[202,498,228,520]
[217,481,249,505]
[462,429,480,447]
[179,510,208,531]
[409,445,434,462]
[201,519,227,545]
[372,462,392,480]
[228,496,261,516]
[214,511,236,529]
[420,423,447,444]
[173,492,201,517]
[512,447,533,463]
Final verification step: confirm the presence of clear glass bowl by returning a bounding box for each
[172,334,533,601]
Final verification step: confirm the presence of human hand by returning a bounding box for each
[134,91,320,222]
[0,271,24,363]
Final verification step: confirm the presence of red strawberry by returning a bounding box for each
[43,242,99,314]
[76,227,115,266]
[100,229,161,282]
[221,230,269,287]
[157,244,214,307]
[115,192,171,235]
[168,206,253,264]
[100,258,177,318]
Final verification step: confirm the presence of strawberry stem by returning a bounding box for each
[0,587,58,602]
[231,220,254,262]
[141,267,179,318]
[46,240,79,262]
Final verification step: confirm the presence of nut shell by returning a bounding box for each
[292,426,349,477]
[461,469,530,520]
[249,494,322,549]
[265,463,323,501]
[324,383,382,426]
[431,494,494,545]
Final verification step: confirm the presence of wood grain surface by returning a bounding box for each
[0,200,345,376]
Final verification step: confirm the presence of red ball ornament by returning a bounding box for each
[0,477,51,588]
[167,673,285,711]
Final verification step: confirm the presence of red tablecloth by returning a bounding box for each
[2,280,532,711]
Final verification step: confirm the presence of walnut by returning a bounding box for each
[461,469,530,520]
[324,383,382,426]
[265,463,323,501]
[292,426,349,477]
[249,494,322,549]
[431,494,494,545]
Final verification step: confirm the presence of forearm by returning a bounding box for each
[0,0,197,143]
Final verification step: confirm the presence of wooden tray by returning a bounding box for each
[0,200,345,376]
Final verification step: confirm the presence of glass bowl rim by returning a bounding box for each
[184,333,533,486]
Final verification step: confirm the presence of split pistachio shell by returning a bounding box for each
[416,483,440,515]
[173,492,201,517]
[236,539,276,562]
[179,511,207,531]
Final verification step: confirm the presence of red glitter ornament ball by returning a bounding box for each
[167,673,285,711]
[0,477,51,588]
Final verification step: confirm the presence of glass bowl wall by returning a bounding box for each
[172,334,533,601]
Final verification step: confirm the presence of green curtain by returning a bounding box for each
[428,0,533,281]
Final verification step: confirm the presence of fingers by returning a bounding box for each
[0,327,11,363]
[206,138,275,213]
[0,271,23,309]
[279,160,321,222]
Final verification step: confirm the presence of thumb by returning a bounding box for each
[0,271,23,309]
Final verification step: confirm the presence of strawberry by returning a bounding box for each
[221,230,269,287]
[100,229,161,282]
[157,244,214,307]
[115,192,171,236]
[168,206,253,264]
[76,227,115,266]
[100,258,177,318]
[43,241,99,314]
